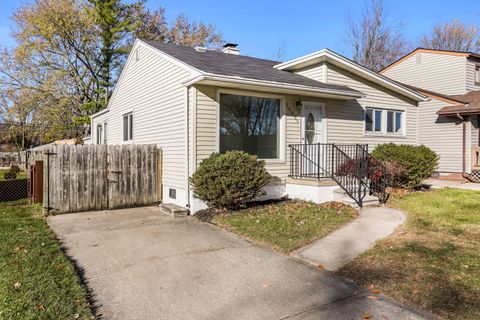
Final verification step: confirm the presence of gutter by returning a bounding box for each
[182,73,365,98]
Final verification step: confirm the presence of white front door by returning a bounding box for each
[300,102,326,177]
[301,102,325,144]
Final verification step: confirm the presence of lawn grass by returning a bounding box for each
[212,200,358,253]
[337,188,480,320]
[0,201,94,319]
[0,169,28,181]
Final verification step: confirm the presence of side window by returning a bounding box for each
[123,113,133,141]
[96,124,103,145]
[103,122,107,144]
[366,108,404,135]
[475,65,480,85]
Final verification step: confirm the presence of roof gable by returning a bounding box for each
[380,48,480,74]
[275,49,428,102]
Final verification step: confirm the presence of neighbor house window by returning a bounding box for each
[220,93,280,159]
[123,113,133,141]
[475,65,480,85]
[365,108,404,135]
[96,124,103,145]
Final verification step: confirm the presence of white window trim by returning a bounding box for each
[215,88,287,163]
[122,111,134,143]
[364,107,406,137]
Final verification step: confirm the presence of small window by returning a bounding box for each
[365,109,373,132]
[374,110,383,132]
[123,113,133,141]
[103,122,107,144]
[387,111,403,133]
[475,65,480,85]
[366,108,404,135]
[96,124,103,145]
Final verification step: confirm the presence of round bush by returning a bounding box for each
[372,143,438,188]
[190,151,271,211]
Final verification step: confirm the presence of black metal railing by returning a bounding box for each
[288,143,388,207]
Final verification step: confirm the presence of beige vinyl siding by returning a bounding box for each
[466,59,480,92]
[105,42,192,194]
[194,85,301,180]
[295,63,326,83]
[417,98,463,173]
[317,63,418,148]
[383,52,467,95]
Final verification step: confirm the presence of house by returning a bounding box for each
[90,39,431,213]
[381,48,480,181]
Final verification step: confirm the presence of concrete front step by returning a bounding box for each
[159,203,189,217]
[334,194,380,208]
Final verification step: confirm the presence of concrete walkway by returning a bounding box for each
[293,207,406,271]
[425,178,480,191]
[47,206,428,320]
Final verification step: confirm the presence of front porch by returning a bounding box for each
[286,143,388,208]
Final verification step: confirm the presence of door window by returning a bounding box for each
[305,113,315,144]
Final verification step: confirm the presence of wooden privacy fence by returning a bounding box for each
[27,144,162,214]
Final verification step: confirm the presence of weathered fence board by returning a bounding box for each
[25,144,161,214]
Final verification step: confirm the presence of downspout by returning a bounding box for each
[186,86,191,209]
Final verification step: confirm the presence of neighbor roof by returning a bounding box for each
[438,90,480,115]
[380,48,480,74]
[140,40,362,97]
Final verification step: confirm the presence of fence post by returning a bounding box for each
[157,148,163,203]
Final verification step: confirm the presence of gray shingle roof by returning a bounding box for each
[142,40,361,94]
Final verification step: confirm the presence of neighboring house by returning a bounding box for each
[90,39,430,212]
[381,48,480,180]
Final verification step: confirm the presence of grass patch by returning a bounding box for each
[0,169,27,181]
[0,202,94,319]
[337,189,480,319]
[212,200,358,253]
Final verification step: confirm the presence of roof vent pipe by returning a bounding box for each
[222,43,240,55]
[194,46,207,52]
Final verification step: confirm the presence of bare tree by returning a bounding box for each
[420,20,480,52]
[346,0,410,71]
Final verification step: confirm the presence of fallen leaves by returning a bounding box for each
[367,295,379,300]
[318,264,325,270]
[362,311,371,319]
[369,285,381,294]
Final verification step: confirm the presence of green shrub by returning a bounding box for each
[190,151,272,211]
[3,171,17,180]
[372,143,438,188]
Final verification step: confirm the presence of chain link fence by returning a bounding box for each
[0,164,29,203]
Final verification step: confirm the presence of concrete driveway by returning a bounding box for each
[48,207,429,320]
